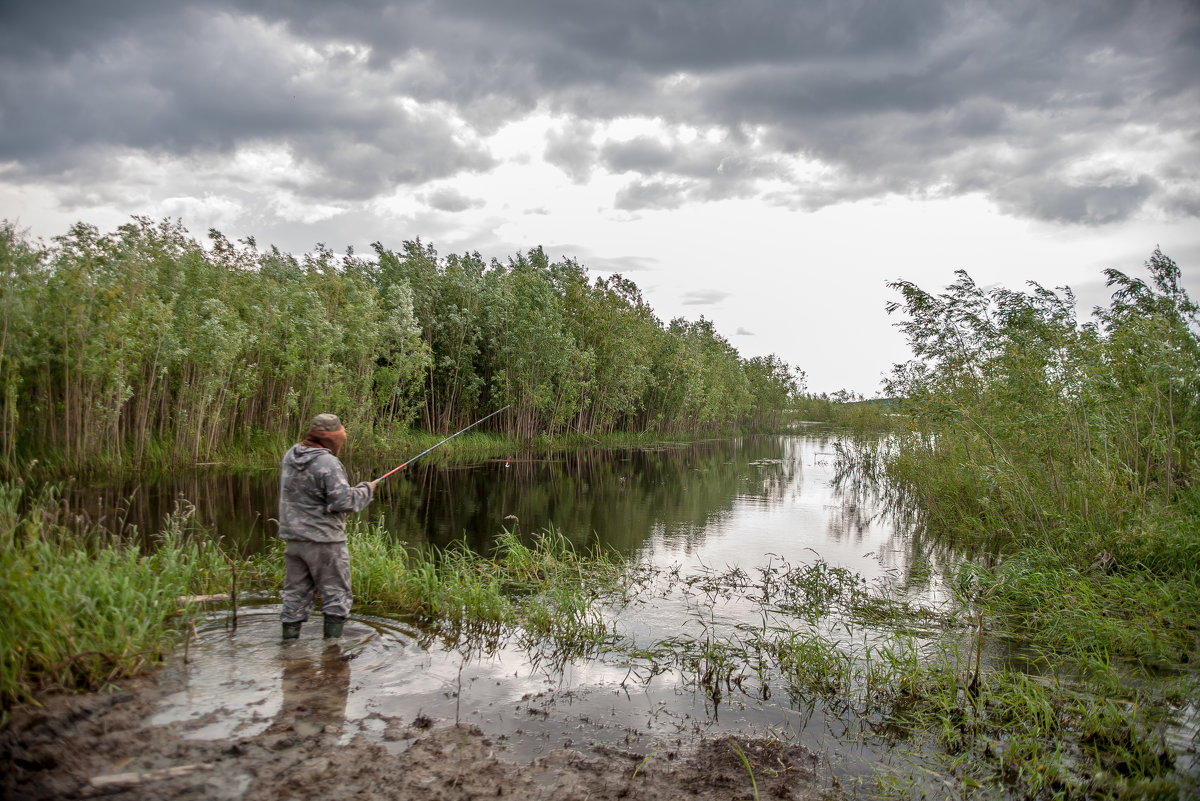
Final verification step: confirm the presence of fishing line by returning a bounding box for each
[374,405,510,483]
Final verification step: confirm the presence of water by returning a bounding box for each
[58,430,1200,793]
[62,431,911,566]
[121,431,938,788]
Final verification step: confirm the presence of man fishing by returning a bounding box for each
[278,413,376,640]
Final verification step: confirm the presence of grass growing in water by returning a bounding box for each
[346,520,626,653]
[837,250,1200,798]
[0,483,273,713]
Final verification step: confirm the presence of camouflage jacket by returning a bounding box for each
[278,444,374,542]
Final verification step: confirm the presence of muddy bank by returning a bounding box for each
[2,675,833,801]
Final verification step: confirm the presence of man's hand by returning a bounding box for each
[368,480,378,492]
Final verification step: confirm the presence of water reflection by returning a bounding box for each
[58,435,877,561]
[271,643,353,736]
[135,434,940,792]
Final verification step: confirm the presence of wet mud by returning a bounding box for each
[2,673,830,801]
[2,434,901,799]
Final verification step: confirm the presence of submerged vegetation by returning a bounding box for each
[0,218,801,478]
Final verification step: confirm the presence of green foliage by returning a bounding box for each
[876,247,1200,668]
[866,248,1200,798]
[347,520,624,651]
[1,219,800,476]
[790,391,897,430]
[0,482,270,711]
[884,248,1200,540]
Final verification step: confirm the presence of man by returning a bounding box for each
[278,413,376,639]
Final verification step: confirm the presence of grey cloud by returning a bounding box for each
[601,136,781,186]
[682,289,731,306]
[565,252,657,273]
[614,180,687,211]
[424,187,483,213]
[544,124,598,182]
[0,3,494,199]
[2,0,1198,224]
[735,327,755,336]
[602,138,675,174]
[605,135,787,208]
[995,174,1159,225]
[1164,189,1200,218]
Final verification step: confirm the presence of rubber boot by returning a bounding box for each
[282,621,302,640]
[323,615,346,639]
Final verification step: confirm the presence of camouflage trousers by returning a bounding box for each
[281,540,352,622]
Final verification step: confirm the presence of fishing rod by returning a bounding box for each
[374,405,510,483]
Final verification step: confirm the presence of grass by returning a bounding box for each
[349,520,627,652]
[729,739,761,801]
[600,537,1196,800]
[6,463,1196,799]
[2,489,629,713]
[0,483,274,714]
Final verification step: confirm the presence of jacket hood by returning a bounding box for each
[285,443,328,471]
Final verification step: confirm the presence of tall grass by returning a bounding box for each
[347,520,625,650]
[840,248,1200,797]
[1,489,627,712]
[0,484,271,712]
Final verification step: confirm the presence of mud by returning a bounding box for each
[2,675,833,801]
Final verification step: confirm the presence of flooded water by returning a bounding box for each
[62,430,911,567]
[121,430,940,790]
[51,429,1200,794]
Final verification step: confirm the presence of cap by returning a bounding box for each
[309,413,343,432]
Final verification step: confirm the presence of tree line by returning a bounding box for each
[0,218,802,473]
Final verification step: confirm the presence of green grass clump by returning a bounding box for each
[1,486,626,713]
[0,484,267,713]
[346,520,625,650]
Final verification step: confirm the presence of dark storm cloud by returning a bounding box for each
[2,0,1197,223]
[0,2,494,197]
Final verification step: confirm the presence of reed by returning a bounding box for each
[1,219,801,480]
[0,483,271,712]
[346,520,625,650]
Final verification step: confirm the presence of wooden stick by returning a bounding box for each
[89,763,213,791]
[175,593,230,604]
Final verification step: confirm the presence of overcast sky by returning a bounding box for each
[2,1,1198,394]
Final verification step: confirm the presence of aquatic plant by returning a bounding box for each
[346,520,626,652]
[841,247,1200,798]
[0,483,271,712]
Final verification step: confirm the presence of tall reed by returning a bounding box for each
[0,484,269,712]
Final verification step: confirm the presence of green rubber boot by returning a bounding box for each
[282,621,302,640]
[323,615,346,639]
